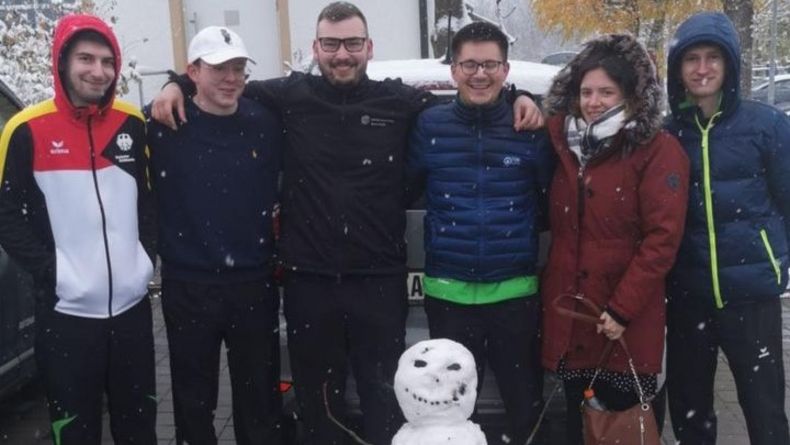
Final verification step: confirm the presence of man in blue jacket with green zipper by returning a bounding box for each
[407,22,553,444]
[665,11,790,445]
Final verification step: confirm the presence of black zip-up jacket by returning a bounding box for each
[177,72,435,277]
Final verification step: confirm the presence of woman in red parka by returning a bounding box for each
[540,34,690,444]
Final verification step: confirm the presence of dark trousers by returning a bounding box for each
[283,272,408,445]
[667,296,790,445]
[161,278,283,445]
[35,296,157,445]
[563,377,661,445]
[424,296,544,444]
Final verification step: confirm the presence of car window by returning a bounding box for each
[0,92,19,133]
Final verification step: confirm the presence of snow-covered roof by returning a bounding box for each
[366,58,561,97]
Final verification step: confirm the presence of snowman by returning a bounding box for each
[392,338,487,445]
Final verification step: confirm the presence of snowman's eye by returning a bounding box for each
[447,363,461,371]
[414,359,427,368]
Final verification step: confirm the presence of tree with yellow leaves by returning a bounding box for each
[532,0,764,93]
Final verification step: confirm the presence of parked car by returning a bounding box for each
[752,73,790,115]
[540,51,578,67]
[279,58,563,444]
[0,78,37,400]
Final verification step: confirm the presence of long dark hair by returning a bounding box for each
[570,50,637,115]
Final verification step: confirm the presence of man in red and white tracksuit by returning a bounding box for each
[0,14,156,444]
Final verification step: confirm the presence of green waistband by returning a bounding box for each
[423,275,538,305]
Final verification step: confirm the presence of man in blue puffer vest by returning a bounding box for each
[407,22,554,444]
[665,12,790,445]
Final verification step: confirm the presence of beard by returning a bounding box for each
[319,59,366,87]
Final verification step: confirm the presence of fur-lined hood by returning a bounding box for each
[544,34,663,151]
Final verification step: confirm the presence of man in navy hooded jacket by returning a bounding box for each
[665,12,790,444]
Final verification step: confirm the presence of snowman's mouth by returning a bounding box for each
[403,383,467,407]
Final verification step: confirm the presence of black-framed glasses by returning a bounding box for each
[456,60,504,75]
[317,37,367,53]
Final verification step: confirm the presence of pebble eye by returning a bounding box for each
[447,363,461,371]
[414,359,427,368]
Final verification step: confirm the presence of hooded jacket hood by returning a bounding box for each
[667,12,740,119]
[52,14,121,116]
[544,34,663,152]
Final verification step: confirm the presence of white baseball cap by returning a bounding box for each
[187,26,256,65]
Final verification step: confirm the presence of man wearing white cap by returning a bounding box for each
[145,26,284,445]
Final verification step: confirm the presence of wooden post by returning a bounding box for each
[276,0,292,74]
[169,0,188,72]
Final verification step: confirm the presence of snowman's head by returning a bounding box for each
[394,338,477,425]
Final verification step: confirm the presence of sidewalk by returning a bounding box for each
[1,296,789,444]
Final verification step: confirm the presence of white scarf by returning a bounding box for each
[565,104,627,166]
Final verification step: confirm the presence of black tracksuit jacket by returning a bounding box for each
[180,72,435,277]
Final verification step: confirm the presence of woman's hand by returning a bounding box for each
[597,311,625,340]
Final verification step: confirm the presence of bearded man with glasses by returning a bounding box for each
[151,3,543,444]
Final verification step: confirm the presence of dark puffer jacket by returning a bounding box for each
[665,12,790,308]
[408,94,553,282]
[541,34,689,374]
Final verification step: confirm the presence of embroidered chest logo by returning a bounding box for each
[360,114,396,128]
[49,140,69,155]
[502,156,521,167]
[116,133,133,152]
[110,133,136,164]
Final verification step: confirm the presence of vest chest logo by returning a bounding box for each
[360,114,396,127]
[50,140,69,155]
[116,133,133,152]
[502,156,521,167]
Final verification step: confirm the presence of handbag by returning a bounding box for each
[553,294,661,445]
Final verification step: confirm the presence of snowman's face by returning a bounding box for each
[394,338,477,424]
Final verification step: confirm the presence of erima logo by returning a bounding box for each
[50,140,69,155]
[221,29,232,44]
[503,156,521,167]
[116,133,133,152]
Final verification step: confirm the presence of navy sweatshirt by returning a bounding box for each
[145,97,282,283]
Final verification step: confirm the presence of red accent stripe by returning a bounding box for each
[30,111,128,171]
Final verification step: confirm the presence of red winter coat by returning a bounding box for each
[540,114,689,374]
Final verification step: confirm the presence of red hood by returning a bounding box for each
[52,14,121,117]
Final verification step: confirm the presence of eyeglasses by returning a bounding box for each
[317,37,367,53]
[455,60,504,75]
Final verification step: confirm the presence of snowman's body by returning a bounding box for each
[392,420,486,445]
[392,339,487,445]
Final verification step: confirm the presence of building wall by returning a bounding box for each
[108,0,176,107]
[107,0,423,106]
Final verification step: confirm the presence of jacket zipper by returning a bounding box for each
[87,117,114,316]
[335,93,348,282]
[760,229,782,285]
[573,162,586,293]
[476,112,483,276]
[694,112,723,309]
